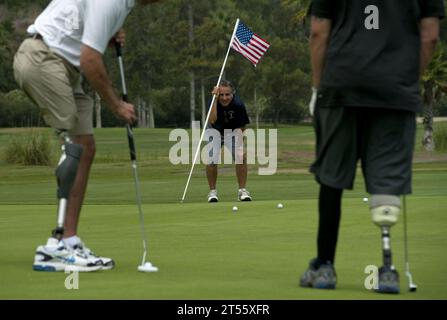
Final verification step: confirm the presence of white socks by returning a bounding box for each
[63,235,81,248]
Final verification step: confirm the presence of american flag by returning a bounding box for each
[231,21,270,67]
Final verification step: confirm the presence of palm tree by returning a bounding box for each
[421,44,447,151]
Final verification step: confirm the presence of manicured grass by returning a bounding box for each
[0,126,446,299]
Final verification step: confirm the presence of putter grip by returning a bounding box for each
[115,42,123,58]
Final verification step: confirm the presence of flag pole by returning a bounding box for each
[181,18,240,203]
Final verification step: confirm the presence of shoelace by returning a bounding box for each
[78,242,98,257]
[71,243,95,258]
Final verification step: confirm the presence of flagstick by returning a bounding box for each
[181,18,240,203]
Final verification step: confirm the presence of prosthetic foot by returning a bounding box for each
[370,195,401,294]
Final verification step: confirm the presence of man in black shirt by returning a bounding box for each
[301,0,444,293]
[206,80,252,203]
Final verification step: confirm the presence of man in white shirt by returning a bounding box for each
[13,0,160,272]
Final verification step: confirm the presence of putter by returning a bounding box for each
[115,43,158,273]
[403,196,417,291]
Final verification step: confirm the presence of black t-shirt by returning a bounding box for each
[311,0,445,112]
[208,96,250,134]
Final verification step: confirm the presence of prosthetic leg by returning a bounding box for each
[370,195,401,294]
[32,131,103,272]
[51,130,83,240]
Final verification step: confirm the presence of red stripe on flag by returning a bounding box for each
[251,38,269,53]
[252,35,270,49]
[232,42,258,65]
[248,42,265,57]
[233,38,260,63]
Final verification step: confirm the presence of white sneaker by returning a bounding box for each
[208,190,219,203]
[33,238,102,272]
[72,240,115,270]
[238,188,252,201]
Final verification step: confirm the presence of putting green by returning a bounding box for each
[0,127,446,299]
[0,196,446,299]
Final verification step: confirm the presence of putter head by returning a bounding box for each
[405,271,417,292]
[138,261,158,273]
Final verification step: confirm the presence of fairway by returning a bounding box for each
[1,126,447,300]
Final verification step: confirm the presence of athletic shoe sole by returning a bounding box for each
[33,263,101,272]
[100,261,115,270]
[375,285,400,294]
[33,262,65,272]
[65,265,102,272]
[313,282,336,289]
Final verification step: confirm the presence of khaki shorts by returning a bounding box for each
[13,38,93,135]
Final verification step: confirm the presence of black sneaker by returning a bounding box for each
[375,266,400,294]
[300,258,336,289]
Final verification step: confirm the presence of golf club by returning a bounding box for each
[403,196,417,291]
[115,43,158,273]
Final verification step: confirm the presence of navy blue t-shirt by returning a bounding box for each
[208,96,250,134]
[311,0,445,112]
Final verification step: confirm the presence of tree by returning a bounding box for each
[421,44,447,151]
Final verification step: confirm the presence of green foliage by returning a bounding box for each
[2,0,315,128]
[434,95,447,116]
[0,90,42,127]
[0,20,16,92]
[434,122,447,152]
[3,130,56,165]
[422,44,447,87]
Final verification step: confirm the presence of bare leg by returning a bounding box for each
[236,153,247,189]
[206,164,218,190]
[63,135,96,238]
[236,164,247,189]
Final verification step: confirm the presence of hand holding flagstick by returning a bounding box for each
[181,19,270,203]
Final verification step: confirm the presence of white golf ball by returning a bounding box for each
[232,206,238,212]
[277,203,284,209]
[363,197,369,203]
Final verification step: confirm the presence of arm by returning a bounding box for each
[209,87,219,124]
[420,17,440,76]
[80,45,135,123]
[309,16,332,88]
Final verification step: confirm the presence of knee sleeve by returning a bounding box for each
[370,195,401,227]
[55,143,83,199]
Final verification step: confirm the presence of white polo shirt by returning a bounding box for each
[29,0,134,67]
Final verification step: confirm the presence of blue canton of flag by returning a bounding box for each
[231,21,270,67]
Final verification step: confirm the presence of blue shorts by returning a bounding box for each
[205,129,245,165]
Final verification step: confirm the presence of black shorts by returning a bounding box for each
[310,106,416,195]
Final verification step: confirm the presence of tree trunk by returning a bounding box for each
[188,3,195,128]
[274,108,280,128]
[190,72,196,127]
[137,97,142,128]
[142,100,148,128]
[137,97,148,128]
[201,79,206,127]
[254,87,259,130]
[148,102,155,128]
[422,81,435,152]
[94,92,102,128]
